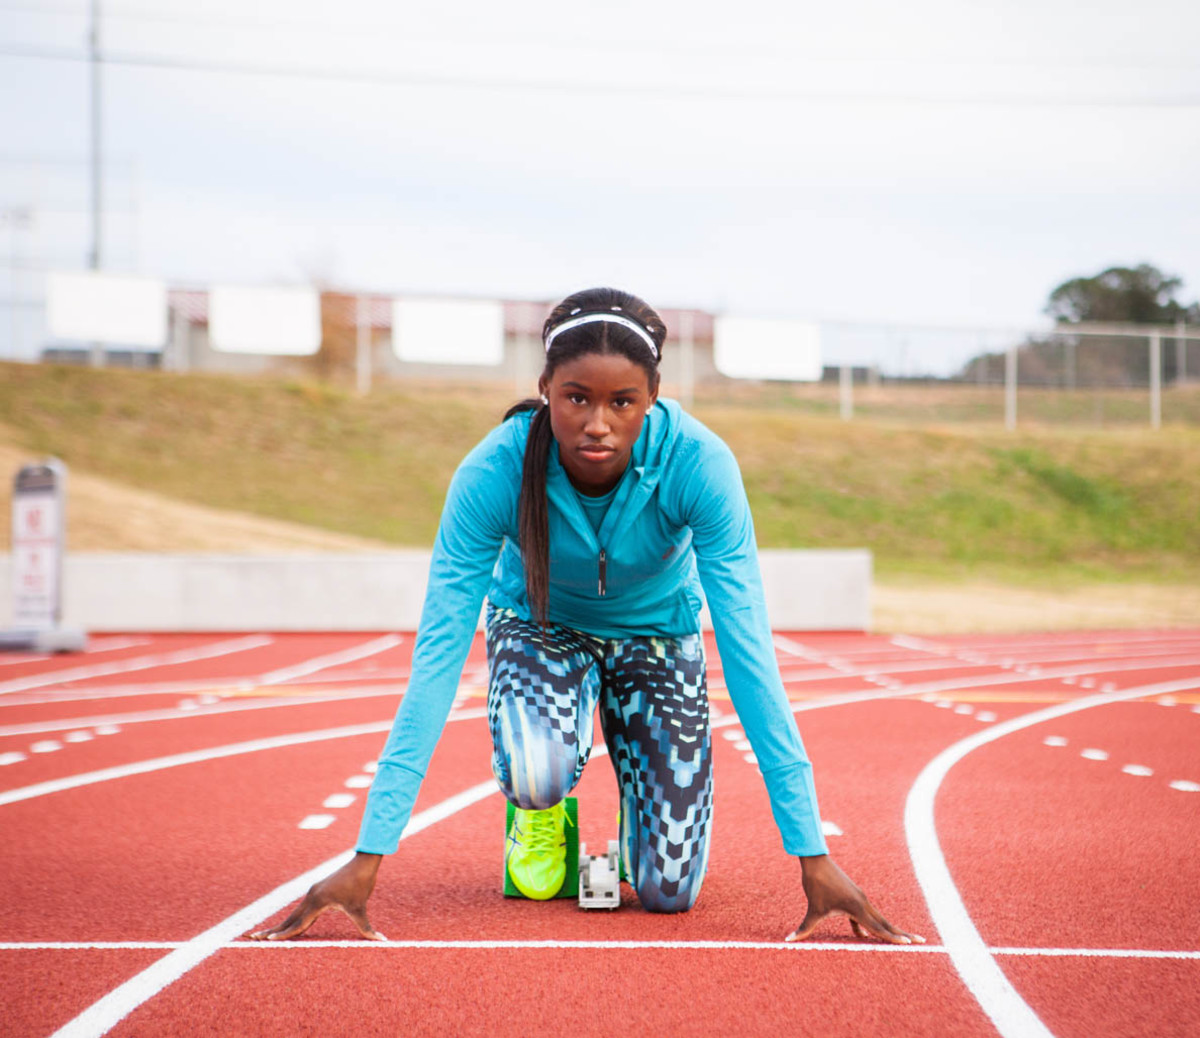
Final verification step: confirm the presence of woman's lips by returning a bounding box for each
[577,444,615,460]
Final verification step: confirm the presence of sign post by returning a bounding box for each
[2,460,87,652]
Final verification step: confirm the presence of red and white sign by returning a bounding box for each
[11,465,65,630]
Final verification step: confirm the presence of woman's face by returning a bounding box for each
[540,352,658,497]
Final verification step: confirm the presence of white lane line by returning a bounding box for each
[322,793,356,809]
[904,674,1200,1038]
[254,635,403,688]
[30,739,63,753]
[1169,780,1200,792]
[1043,736,1068,747]
[0,636,274,697]
[0,751,26,765]
[1080,748,1109,761]
[6,940,1200,958]
[0,708,488,809]
[1122,765,1154,777]
[49,776,500,1038]
[0,685,405,738]
[343,775,372,788]
[297,815,336,830]
[778,635,1200,705]
[0,666,413,709]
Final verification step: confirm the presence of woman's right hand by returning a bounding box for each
[249,852,386,941]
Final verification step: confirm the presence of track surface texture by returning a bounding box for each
[2,628,1198,1037]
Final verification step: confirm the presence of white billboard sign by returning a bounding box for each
[46,271,168,347]
[392,297,505,366]
[209,286,321,355]
[713,316,823,381]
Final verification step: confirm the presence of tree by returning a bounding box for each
[1045,264,1200,325]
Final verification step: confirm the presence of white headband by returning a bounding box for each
[544,311,660,360]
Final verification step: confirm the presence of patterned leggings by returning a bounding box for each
[487,606,713,914]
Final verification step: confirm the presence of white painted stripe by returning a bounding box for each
[820,820,843,837]
[0,666,412,708]
[323,793,356,809]
[1121,764,1153,777]
[5,940,1200,958]
[30,739,63,753]
[1080,748,1109,761]
[1043,736,1068,747]
[0,708,488,809]
[975,711,998,723]
[0,685,405,738]
[64,731,94,743]
[0,636,274,696]
[779,635,1200,702]
[0,751,26,765]
[343,775,372,789]
[297,815,336,830]
[904,674,1200,1038]
[256,635,403,687]
[1169,780,1200,792]
[49,776,500,1038]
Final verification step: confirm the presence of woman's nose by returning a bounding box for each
[584,407,611,436]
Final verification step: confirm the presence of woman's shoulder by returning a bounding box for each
[656,400,737,469]
[461,409,531,464]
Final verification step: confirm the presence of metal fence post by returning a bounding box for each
[679,309,695,409]
[839,364,853,420]
[1005,344,1017,430]
[355,295,371,396]
[1150,331,1161,429]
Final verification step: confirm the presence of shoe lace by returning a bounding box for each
[518,805,573,854]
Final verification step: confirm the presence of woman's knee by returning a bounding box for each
[494,733,579,809]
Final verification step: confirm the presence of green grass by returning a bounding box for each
[3,362,1199,585]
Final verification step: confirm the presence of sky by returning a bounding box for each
[2,0,1199,372]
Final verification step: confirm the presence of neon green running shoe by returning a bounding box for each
[506,802,570,900]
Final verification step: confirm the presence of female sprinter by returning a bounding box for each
[252,287,922,944]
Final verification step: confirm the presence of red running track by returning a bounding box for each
[1,628,1198,1037]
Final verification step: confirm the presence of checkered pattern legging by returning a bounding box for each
[487,605,713,913]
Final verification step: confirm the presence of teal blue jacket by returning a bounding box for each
[357,399,828,857]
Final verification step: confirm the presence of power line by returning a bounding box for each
[3,44,1200,108]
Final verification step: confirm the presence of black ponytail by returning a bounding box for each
[505,288,665,624]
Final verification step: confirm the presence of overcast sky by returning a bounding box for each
[2,0,1199,370]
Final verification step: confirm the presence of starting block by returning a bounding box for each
[502,797,623,909]
[577,840,621,910]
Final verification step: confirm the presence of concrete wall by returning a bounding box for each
[0,549,871,632]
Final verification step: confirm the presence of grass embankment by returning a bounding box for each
[2,362,1198,592]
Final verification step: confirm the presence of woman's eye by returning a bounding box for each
[568,394,587,405]
[612,398,633,410]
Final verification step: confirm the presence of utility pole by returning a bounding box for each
[89,0,104,366]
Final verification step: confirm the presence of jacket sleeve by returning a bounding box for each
[355,435,513,854]
[681,434,829,857]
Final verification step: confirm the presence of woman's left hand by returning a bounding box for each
[785,854,925,945]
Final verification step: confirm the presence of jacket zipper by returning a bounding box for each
[598,549,607,597]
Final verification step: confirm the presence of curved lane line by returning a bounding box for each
[0,685,406,738]
[49,778,501,1038]
[0,708,487,808]
[0,636,275,697]
[254,634,403,687]
[904,674,1200,1038]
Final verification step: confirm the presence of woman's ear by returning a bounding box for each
[647,373,661,411]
